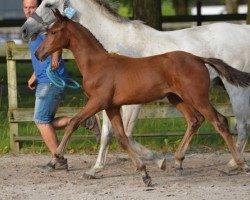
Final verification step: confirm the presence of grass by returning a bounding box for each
[0,60,248,155]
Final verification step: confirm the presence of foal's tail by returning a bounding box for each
[202,57,250,87]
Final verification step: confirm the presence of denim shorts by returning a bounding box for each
[33,83,65,124]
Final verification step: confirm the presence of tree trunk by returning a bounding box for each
[173,0,188,15]
[247,0,250,24]
[225,0,240,14]
[133,0,162,30]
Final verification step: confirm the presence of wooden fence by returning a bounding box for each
[6,41,236,152]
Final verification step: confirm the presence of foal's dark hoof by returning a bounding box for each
[174,167,183,176]
[142,175,152,187]
[242,167,250,173]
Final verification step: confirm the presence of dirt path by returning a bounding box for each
[1,152,250,200]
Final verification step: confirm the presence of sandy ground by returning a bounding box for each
[1,152,250,200]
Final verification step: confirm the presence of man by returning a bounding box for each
[23,0,101,170]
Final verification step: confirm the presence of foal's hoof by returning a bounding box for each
[241,165,250,173]
[142,175,152,187]
[174,167,183,176]
[157,157,167,171]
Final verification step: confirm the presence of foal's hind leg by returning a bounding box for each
[193,102,249,171]
[122,105,166,170]
[105,107,152,186]
[167,94,204,173]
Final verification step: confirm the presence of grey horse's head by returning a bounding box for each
[21,0,65,41]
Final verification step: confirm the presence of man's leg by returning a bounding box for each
[52,115,101,143]
[36,122,68,170]
[51,116,71,130]
[36,116,71,154]
[82,114,101,143]
[37,115,100,154]
[34,84,69,170]
[36,123,59,154]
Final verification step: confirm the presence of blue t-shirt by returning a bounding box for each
[28,35,69,83]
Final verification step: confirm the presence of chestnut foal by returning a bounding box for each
[36,10,250,186]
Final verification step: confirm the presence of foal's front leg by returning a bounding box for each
[86,104,166,178]
[55,99,102,158]
[105,107,152,186]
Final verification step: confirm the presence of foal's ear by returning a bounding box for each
[52,8,65,23]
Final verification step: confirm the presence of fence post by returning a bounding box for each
[196,0,202,26]
[6,41,20,152]
[247,0,250,24]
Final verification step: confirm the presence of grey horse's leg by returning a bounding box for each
[223,85,250,168]
[85,111,113,177]
[227,118,249,168]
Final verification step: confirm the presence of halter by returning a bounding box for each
[31,12,55,27]
[31,0,73,28]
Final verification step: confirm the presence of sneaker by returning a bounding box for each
[54,158,68,170]
[37,158,68,171]
[82,114,101,143]
[36,161,55,172]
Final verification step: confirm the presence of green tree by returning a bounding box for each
[133,0,162,30]
[173,0,188,15]
[247,0,250,24]
[225,0,240,13]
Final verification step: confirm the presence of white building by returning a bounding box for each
[0,0,24,20]
[191,4,247,15]
[0,0,26,44]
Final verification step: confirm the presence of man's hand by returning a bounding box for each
[28,73,36,90]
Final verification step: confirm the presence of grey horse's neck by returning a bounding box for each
[69,0,156,57]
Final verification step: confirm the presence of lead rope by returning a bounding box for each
[46,62,80,89]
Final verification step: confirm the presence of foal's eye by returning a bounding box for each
[51,31,56,35]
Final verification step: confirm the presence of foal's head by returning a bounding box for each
[35,9,69,61]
